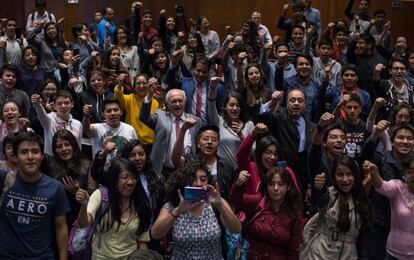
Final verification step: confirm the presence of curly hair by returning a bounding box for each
[165,161,212,207]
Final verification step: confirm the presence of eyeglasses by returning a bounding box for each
[119,175,137,182]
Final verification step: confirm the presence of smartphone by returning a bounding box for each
[183,187,208,201]
[73,48,80,56]
[15,27,22,39]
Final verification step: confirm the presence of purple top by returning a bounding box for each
[376,179,414,259]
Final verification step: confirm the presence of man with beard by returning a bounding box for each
[373,58,413,120]
[83,98,137,161]
[140,88,202,177]
[171,124,237,200]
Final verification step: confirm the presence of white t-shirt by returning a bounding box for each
[207,160,217,182]
[90,122,137,164]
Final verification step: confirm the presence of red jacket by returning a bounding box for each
[230,183,303,260]
[236,133,261,196]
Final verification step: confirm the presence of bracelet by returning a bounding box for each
[170,210,179,219]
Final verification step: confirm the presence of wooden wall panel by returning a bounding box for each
[1,0,413,48]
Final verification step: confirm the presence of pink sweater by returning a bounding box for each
[376,180,414,260]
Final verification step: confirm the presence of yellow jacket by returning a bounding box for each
[114,85,159,144]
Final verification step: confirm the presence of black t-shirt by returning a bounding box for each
[338,119,369,159]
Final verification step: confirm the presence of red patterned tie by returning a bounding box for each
[196,83,202,117]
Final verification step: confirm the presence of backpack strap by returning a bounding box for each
[95,186,109,223]
[86,186,110,242]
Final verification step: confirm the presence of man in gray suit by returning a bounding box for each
[140,88,202,177]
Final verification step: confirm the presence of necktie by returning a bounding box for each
[175,118,181,138]
[196,83,202,117]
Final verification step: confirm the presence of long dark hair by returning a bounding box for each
[114,25,132,46]
[241,19,261,62]
[52,130,84,165]
[117,139,165,200]
[331,155,371,232]
[101,158,151,235]
[165,161,212,207]
[222,91,249,123]
[244,64,268,107]
[254,136,279,179]
[260,167,302,220]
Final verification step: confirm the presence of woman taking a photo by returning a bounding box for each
[151,161,241,260]
[76,158,152,259]
[230,167,303,259]
[101,46,132,93]
[300,155,372,260]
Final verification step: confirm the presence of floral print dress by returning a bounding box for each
[164,202,223,260]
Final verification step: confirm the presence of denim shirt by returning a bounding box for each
[284,75,320,121]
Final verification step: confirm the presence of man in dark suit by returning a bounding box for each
[258,88,316,193]
[140,88,202,177]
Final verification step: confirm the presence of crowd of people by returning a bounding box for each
[0,0,414,259]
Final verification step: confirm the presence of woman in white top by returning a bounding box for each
[115,25,140,85]
[197,16,220,62]
[208,84,254,168]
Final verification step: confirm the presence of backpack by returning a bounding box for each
[30,12,53,24]
[68,186,110,260]
[0,171,17,207]
[225,197,267,260]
